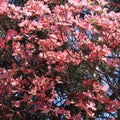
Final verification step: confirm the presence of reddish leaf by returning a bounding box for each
[5,29,17,41]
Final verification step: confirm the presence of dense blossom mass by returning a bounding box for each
[0,0,120,120]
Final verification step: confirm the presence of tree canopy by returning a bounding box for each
[0,0,120,120]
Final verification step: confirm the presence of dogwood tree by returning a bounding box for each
[0,0,120,119]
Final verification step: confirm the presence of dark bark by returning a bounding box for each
[117,109,120,120]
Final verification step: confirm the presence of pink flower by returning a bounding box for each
[14,101,20,108]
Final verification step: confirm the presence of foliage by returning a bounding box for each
[0,0,120,119]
